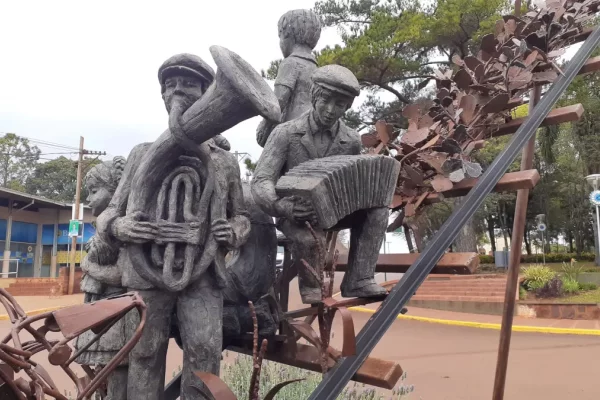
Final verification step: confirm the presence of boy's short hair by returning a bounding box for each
[278,9,322,49]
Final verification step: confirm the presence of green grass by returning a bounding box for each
[222,353,415,399]
[479,263,599,274]
[553,288,600,304]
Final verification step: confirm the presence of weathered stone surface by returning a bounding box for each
[76,156,129,400]
[256,9,321,147]
[252,64,390,304]
[95,47,280,399]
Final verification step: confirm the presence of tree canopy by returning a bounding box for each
[0,133,41,191]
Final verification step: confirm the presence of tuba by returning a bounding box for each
[127,46,281,292]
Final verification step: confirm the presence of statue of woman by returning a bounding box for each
[75,156,129,400]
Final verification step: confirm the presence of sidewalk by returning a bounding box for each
[0,294,84,319]
[350,300,600,333]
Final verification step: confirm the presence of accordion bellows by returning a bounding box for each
[275,155,401,229]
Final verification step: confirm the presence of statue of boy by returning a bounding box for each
[76,157,129,400]
[256,9,321,147]
[95,54,251,400]
[252,65,388,304]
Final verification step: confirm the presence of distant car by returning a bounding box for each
[276,246,284,272]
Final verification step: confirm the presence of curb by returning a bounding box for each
[0,306,65,321]
[348,306,600,336]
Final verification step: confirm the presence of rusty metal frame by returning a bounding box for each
[307,22,600,400]
[0,288,146,400]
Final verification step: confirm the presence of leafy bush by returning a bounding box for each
[520,253,596,263]
[522,265,556,291]
[579,282,598,291]
[561,260,583,281]
[519,286,528,300]
[222,353,415,399]
[479,255,494,264]
[479,253,596,265]
[535,277,563,298]
[561,277,579,294]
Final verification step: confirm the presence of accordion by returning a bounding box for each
[275,155,401,229]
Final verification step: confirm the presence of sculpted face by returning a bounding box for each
[313,88,352,128]
[86,178,113,217]
[279,30,294,58]
[162,75,205,113]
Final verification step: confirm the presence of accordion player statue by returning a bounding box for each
[252,64,401,304]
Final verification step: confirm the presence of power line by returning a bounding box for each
[0,132,80,151]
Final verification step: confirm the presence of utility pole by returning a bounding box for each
[67,137,106,295]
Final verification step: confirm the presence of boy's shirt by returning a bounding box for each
[275,51,318,122]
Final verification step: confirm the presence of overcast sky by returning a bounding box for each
[0,0,343,162]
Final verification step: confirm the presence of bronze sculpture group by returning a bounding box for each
[76,8,397,400]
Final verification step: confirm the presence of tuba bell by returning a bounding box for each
[126,46,281,292]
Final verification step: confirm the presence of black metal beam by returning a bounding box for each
[307,27,600,400]
[164,372,181,400]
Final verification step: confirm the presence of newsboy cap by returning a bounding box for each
[311,65,360,97]
[158,53,215,86]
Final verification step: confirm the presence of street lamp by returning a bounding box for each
[585,174,600,265]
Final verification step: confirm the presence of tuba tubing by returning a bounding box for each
[127,46,281,292]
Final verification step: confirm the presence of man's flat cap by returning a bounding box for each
[311,65,360,97]
[158,53,215,86]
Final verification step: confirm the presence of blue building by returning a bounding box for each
[0,187,94,278]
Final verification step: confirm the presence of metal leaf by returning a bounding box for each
[494,19,504,37]
[437,88,450,100]
[361,133,380,148]
[417,78,432,90]
[481,93,510,114]
[464,140,485,155]
[441,96,453,107]
[459,95,477,124]
[442,158,463,175]
[440,138,462,155]
[404,165,425,185]
[405,202,416,217]
[480,34,498,54]
[401,127,429,147]
[533,70,558,82]
[419,152,448,174]
[452,54,464,66]
[525,32,547,52]
[430,175,453,192]
[421,134,441,150]
[449,168,466,183]
[473,64,484,81]
[264,379,305,400]
[504,19,517,36]
[463,161,483,179]
[453,69,472,91]
[192,372,238,400]
[524,50,539,66]
[463,56,483,72]
[418,114,435,129]
[452,124,468,143]
[508,71,533,91]
[402,104,421,120]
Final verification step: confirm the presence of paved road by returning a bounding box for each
[1,276,599,399]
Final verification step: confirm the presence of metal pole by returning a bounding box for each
[541,230,545,264]
[68,136,84,295]
[492,86,541,400]
[596,205,600,261]
[308,23,600,400]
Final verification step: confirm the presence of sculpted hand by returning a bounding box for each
[111,212,158,244]
[212,218,234,246]
[276,196,318,226]
[293,198,318,226]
